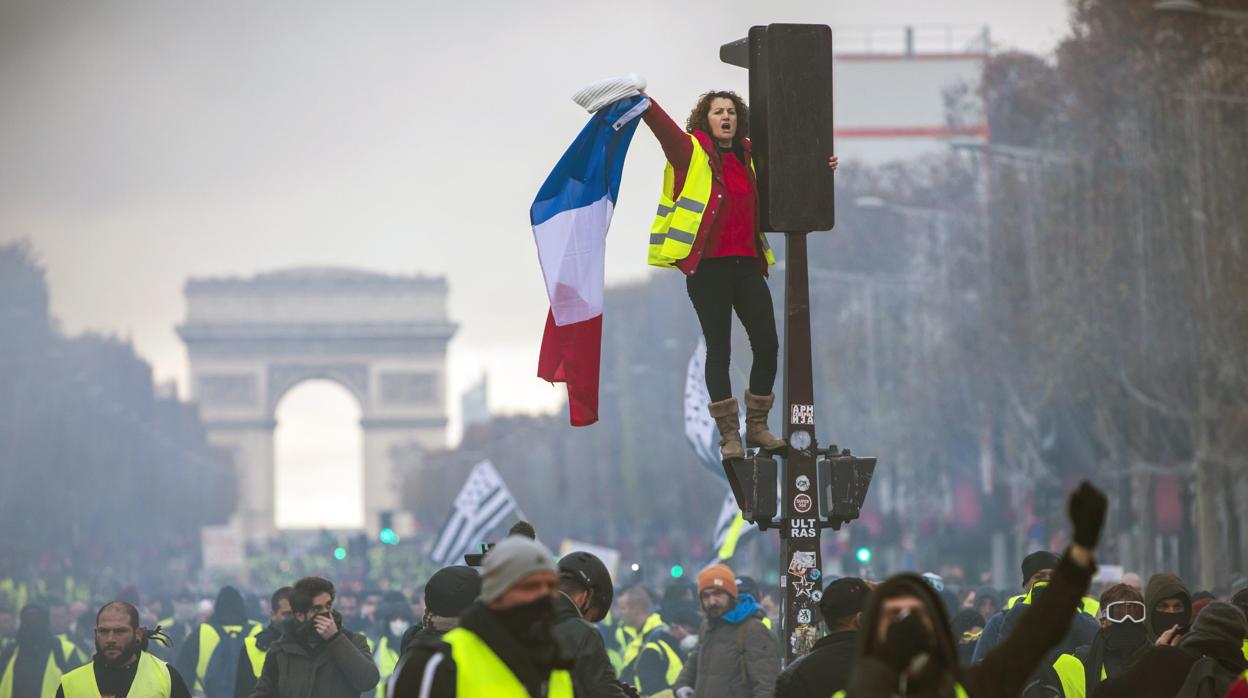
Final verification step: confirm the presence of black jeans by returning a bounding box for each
[686,257,779,402]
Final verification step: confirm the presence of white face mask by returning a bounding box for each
[389,619,411,637]
[680,635,698,652]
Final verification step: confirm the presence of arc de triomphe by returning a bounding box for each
[177,267,455,540]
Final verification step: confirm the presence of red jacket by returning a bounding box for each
[641,100,770,277]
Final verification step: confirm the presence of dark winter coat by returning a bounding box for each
[773,629,858,698]
[551,593,632,698]
[846,552,1094,698]
[388,601,576,698]
[673,610,778,698]
[248,620,379,698]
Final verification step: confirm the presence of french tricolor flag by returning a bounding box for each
[531,95,650,426]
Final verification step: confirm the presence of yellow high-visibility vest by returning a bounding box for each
[60,652,171,698]
[0,648,63,698]
[622,614,664,668]
[373,635,400,698]
[242,634,267,679]
[634,636,683,696]
[1052,652,1108,698]
[441,627,573,697]
[648,134,775,269]
[1004,586,1098,616]
[834,685,967,698]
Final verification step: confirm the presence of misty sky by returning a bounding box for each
[1,1,1070,525]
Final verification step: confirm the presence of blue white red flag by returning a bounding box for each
[532,95,649,426]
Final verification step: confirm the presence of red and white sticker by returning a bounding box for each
[790,404,814,425]
[793,493,813,513]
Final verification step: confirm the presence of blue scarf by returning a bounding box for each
[721,594,762,625]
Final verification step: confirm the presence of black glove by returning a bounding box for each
[878,612,933,674]
[1068,481,1108,549]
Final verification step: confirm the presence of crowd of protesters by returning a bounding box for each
[2,482,1246,697]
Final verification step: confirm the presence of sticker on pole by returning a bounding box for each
[795,475,810,492]
[788,551,816,577]
[793,493,812,513]
[793,579,815,599]
[789,518,817,538]
[790,623,818,656]
[790,404,814,425]
[797,608,812,624]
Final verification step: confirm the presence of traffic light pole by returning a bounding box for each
[778,232,823,663]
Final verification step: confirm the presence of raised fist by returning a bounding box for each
[1068,481,1108,549]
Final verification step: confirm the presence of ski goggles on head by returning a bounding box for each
[1103,600,1146,623]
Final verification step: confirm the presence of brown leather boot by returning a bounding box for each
[744,390,786,449]
[707,397,745,460]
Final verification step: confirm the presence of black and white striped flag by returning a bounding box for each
[430,460,517,566]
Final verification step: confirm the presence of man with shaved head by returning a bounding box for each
[56,600,191,697]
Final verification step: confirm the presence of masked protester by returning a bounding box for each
[1024,583,1151,698]
[838,481,1107,698]
[1142,573,1192,643]
[400,566,481,655]
[950,610,985,667]
[233,586,291,698]
[389,535,575,697]
[671,562,778,698]
[1096,602,1247,698]
[55,601,191,698]
[250,576,379,698]
[371,602,415,698]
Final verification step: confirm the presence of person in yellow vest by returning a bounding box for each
[388,535,575,697]
[637,89,837,461]
[0,606,16,660]
[55,600,191,698]
[250,576,378,698]
[1024,583,1151,697]
[617,586,682,697]
[45,598,88,671]
[1229,586,1248,663]
[174,586,260,698]
[232,587,291,698]
[840,481,1106,698]
[0,605,76,698]
[370,602,414,698]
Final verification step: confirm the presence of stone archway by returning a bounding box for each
[177,267,456,540]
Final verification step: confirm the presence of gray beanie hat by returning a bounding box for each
[479,536,557,603]
[1179,602,1247,651]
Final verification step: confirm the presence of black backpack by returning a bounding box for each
[1174,655,1239,698]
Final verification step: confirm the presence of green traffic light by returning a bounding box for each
[334,547,347,560]
[379,528,399,545]
[670,565,684,578]
[856,547,872,563]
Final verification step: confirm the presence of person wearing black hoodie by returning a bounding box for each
[233,587,291,698]
[175,586,260,698]
[1095,601,1247,698]
[775,577,870,698]
[840,481,1106,698]
[1142,573,1193,644]
[1023,583,1151,698]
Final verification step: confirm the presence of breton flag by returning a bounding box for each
[430,460,517,566]
[712,486,753,562]
[532,95,651,426]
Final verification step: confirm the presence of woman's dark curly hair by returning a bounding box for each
[686,90,749,144]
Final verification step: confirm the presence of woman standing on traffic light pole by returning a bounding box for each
[640,90,837,460]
